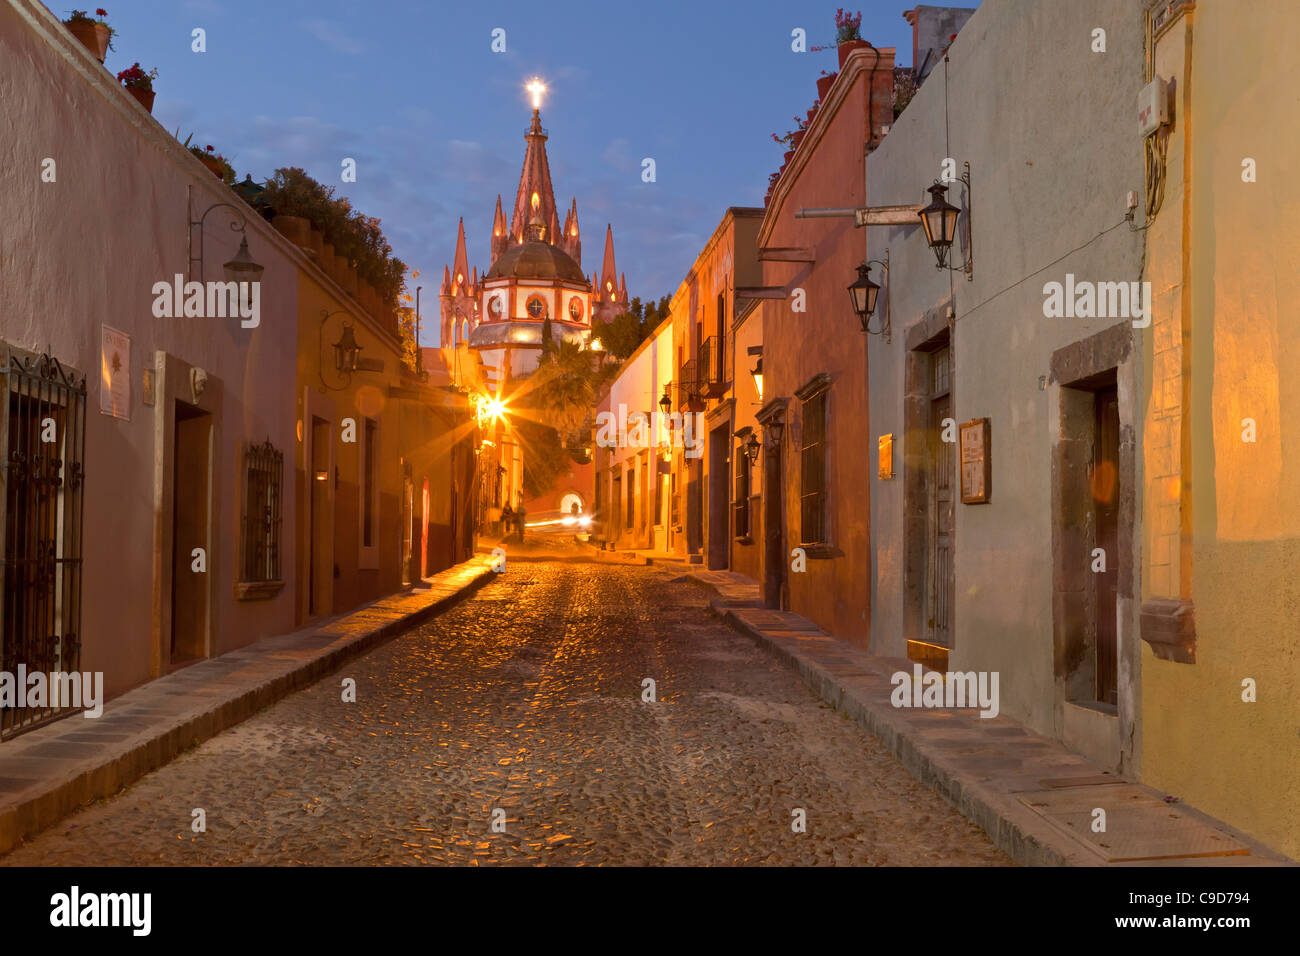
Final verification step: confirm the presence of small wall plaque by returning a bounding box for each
[959,418,991,504]
[99,325,130,420]
[878,433,894,480]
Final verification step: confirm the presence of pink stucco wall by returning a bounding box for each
[2,1,300,699]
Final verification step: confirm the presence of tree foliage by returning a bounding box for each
[590,294,671,361]
[261,166,407,312]
[511,340,611,499]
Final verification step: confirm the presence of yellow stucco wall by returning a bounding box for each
[1141,0,1300,859]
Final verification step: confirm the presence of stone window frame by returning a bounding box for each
[1049,321,1144,709]
[794,372,833,556]
[733,426,753,542]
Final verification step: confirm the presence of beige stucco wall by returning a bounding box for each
[1139,0,1300,860]
[864,0,1146,732]
[1,0,299,699]
[294,271,407,619]
[604,319,672,550]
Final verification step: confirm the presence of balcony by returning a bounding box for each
[676,359,705,413]
[698,336,731,398]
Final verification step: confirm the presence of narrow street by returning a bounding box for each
[2,560,1007,866]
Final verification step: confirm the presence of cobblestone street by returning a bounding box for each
[1,561,1008,866]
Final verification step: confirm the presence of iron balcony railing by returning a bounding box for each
[676,358,700,411]
[698,336,731,396]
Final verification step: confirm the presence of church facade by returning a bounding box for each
[438,105,629,386]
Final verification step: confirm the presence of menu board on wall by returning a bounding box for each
[960,418,990,504]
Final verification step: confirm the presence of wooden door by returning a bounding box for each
[928,347,954,647]
[1093,386,1120,705]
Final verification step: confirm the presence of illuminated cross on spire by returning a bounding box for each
[526,78,547,111]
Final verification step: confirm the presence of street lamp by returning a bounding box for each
[765,416,784,445]
[918,165,973,278]
[333,322,362,373]
[745,431,761,464]
[848,250,890,340]
[187,184,264,284]
[222,234,265,284]
[918,182,960,268]
[658,387,672,415]
[748,347,764,401]
[848,263,880,325]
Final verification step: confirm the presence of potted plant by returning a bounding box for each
[64,8,114,64]
[189,144,235,184]
[817,69,838,100]
[272,214,312,248]
[834,8,869,67]
[116,62,157,113]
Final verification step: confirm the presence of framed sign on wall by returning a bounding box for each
[959,417,991,504]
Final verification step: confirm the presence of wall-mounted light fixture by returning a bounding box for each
[918,164,973,279]
[848,249,891,342]
[334,322,362,373]
[658,387,672,415]
[747,346,764,401]
[745,431,762,464]
[318,309,385,392]
[187,184,264,284]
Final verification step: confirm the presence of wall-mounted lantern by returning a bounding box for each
[918,164,973,279]
[745,432,762,464]
[848,263,880,324]
[222,235,264,284]
[748,346,764,401]
[334,322,362,373]
[187,184,264,284]
[658,387,672,415]
[318,310,384,392]
[763,415,784,446]
[848,250,891,342]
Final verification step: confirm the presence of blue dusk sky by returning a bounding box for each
[92,0,922,345]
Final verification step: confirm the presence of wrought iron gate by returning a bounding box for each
[0,348,87,739]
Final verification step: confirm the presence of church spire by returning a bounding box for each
[452,217,469,291]
[600,224,618,297]
[491,195,507,264]
[509,108,559,246]
[561,198,581,263]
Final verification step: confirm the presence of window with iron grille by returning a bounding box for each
[734,437,750,539]
[800,389,828,546]
[1,348,86,739]
[240,439,283,585]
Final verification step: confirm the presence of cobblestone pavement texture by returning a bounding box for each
[2,562,1009,865]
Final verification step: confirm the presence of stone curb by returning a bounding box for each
[691,575,1289,867]
[0,556,498,857]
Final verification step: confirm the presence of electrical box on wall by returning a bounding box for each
[1138,77,1168,136]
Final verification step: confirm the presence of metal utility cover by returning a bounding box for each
[1018,785,1249,862]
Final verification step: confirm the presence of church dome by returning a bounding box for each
[483,240,588,284]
